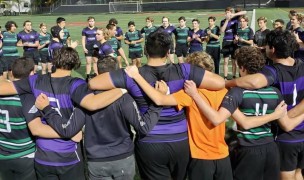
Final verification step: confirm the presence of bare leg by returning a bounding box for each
[41,63,47,74]
[223,57,229,79]
[92,57,98,75]
[86,56,92,75]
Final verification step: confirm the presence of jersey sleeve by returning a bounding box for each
[70,79,93,106]
[103,44,114,55]
[20,94,40,124]
[17,32,22,41]
[109,69,127,88]
[220,87,244,114]
[140,27,145,34]
[66,31,71,38]
[117,28,123,36]
[40,105,86,138]
[13,78,32,95]
[121,94,162,136]
[124,32,130,41]
[138,30,143,39]
[216,26,221,36]
[249,28,254,40]
[81,28,86,36]
[260,65,278,86]
[35,32,39,41]
[172,90,193,111]
[187,64,205,87]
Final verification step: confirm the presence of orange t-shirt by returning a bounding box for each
[173,88,228,160]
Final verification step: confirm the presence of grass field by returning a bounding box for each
[1,8,304,78]
[1,8,303,78]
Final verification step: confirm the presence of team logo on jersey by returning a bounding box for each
[30,35,34,39]
[28,105,38,114]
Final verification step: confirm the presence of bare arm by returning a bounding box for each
[125,66,177,106]
[288,100,304,118]
[82,36,87,53]
[118,48,129,66]
[80,88,126,111]
[89,72,116,90]
[0,80,18,95]
[198,70,225,90]
[225,73,268,89]
[27,40,39,47]
[185,80,287,128]
[28,117,61,138]
[116,35,123,41]
[220,19,229,33]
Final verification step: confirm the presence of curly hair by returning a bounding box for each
[53,47,81,70]
[234,46,265,74]
[186,52,214,72]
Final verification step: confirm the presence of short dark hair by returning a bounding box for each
[146,30,171,58]
[128,21,135,27]
[56,17,66,24]
[87,16,95,21]
[5,21,18,31]
[23,20,31,27]
[225,7,233,12]
[178,16,186,21]
[289,9,297,15]
[274,19,285,25]
[11,57,34,79]
[266,29,299,59]
[235,46,265,74]
[146,17,154,22]
[97,56,118,74]
[106,24,115,30]
[109,18,118,25]
[208,16,216,21]
[53,47,81,70]
[192,19,200,24]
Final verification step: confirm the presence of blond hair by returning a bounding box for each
[186,52,214,72]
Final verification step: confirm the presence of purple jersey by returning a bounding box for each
[109,63,205,143]
[82,27,97,49]
[13,74,91,166]
[48,40,63,60]
[220,18,238,41]
[17,30,39,51]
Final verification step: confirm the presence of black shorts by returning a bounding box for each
[221,40,236,58]
[233,142,280,180]
[35,161,84,180]
[135,140,190,180]
[175,44,189,57]
[24,50,40,65]
[277,141,304,171]
[0,157,36,180]
[85,45,98,57]
[188,156,233,180]
[39,51,51,63]
[1,56,19,71]
[129,51,142,59]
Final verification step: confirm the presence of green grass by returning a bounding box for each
[1,8,300,79]
[3,8,299,78]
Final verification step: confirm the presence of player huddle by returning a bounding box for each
[0,7,304,180]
